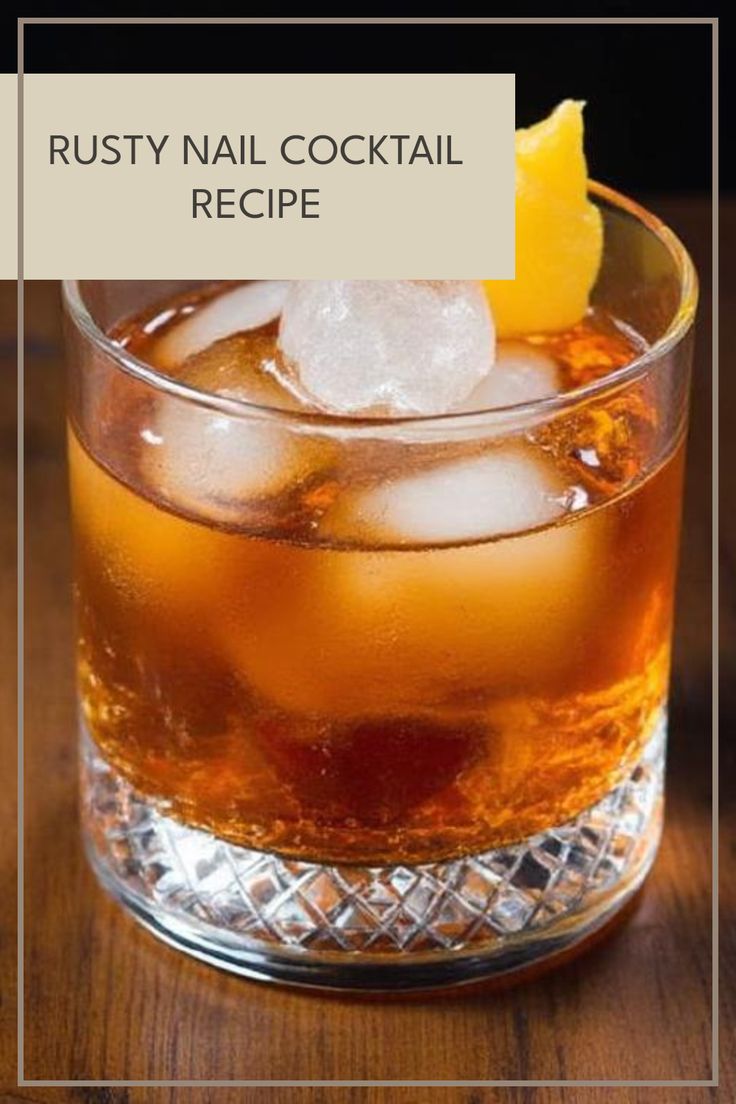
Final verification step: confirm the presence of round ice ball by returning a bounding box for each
[277,279,495,417]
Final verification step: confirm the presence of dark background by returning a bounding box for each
[5,12,719,196]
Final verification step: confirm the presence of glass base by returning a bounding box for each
[80,717,665,991]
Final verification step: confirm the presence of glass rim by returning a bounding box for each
[62,181,698,431]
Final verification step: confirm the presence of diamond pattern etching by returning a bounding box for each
[81,719,664,957]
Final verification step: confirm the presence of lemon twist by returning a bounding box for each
[484,100,603,338]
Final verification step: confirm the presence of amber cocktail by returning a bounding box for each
[66,181,695,989]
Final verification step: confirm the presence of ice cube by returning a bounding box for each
[322,447,569,546]
[455,341,561,412]
[220,454,609,715]
[173,331,305,412]
[142,350,323,525]
[155,281,289,370]
[145,404,294,525]
[277,280,495,416]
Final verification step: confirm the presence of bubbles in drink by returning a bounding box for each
[277,279,495,416]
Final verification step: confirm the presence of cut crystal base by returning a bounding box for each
[80,717,665,990]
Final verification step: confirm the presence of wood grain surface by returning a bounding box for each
[1,197,732,1103]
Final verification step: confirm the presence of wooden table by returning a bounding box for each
[2,198,731,1102]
